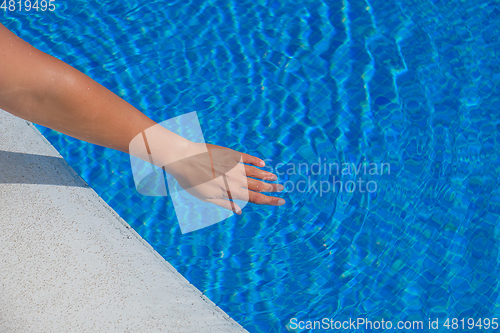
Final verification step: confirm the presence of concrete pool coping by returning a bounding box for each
[0,109,247,333]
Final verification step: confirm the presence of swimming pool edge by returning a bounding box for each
[0,109,248,333]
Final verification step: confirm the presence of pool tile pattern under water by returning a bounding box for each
[3,0,500,331]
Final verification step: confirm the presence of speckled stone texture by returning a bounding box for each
[0,109,247,333]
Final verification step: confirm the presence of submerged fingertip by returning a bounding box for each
[259,160,265,167]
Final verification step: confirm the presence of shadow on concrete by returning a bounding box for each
[0,150,87,187]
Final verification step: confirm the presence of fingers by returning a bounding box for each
[206,198,242,215]
[222,187,285,206]
[244,165,277,181]
[205,144,276,179]
[240,152,266,168]
[248,191,285,206]
[246,178,284,193]
[202,144,286,208]
[203,182,285,214]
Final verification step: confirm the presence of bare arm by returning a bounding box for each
[0,23,189,161]
[0,23,285,211]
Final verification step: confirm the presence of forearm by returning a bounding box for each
[0,24,284,211]
[0,24,192,164]
[22,63,156,153]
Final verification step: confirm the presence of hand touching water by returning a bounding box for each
[164,143,285,214]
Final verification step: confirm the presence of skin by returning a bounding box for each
[0,23,285,214]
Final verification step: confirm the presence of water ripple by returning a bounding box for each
[3,0,500,331]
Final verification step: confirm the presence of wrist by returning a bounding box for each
[129,122,204,171]
[160,140,207,175]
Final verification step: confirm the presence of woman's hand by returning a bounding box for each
[164,142,285,214]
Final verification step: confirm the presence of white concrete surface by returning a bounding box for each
[0,109,247,333]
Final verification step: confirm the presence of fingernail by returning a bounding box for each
[278,184,284,191]
[260,160,265,167]
[278,199,285,205]
[271,174,278,181]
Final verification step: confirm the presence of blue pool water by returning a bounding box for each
[3,0,500,331]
